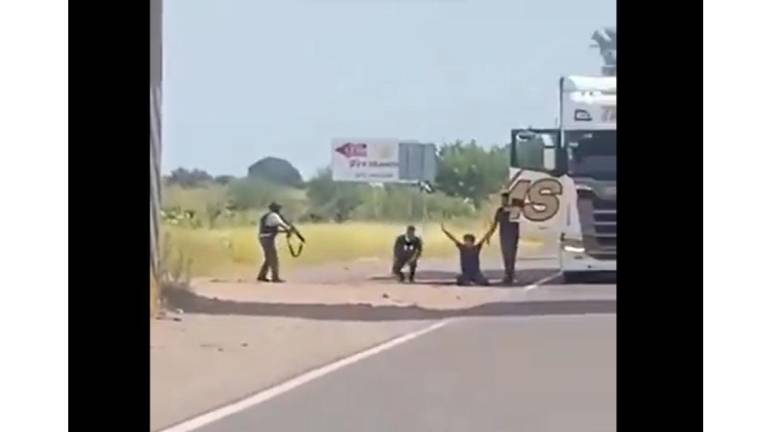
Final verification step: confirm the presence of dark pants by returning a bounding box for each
[392,254,418,282]
[499,224,520,282]
[258,236,280,281]
[456,272,490,286]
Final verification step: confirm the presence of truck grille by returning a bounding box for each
[576,192,616,260]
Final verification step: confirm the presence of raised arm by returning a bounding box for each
[267,212,290,230]
[272,213,303,239]
[478,221,498,248]
[440,223,461,246]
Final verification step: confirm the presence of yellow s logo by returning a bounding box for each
[506,178,563,222]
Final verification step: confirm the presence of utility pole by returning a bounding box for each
[150,0,163,287]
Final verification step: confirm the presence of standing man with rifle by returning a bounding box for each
[258,202,304,283]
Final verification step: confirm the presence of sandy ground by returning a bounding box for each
[185,238,562,311]
[191,260,539,309]
[185,254,614,311]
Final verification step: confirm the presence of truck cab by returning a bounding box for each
[508,76,616,281]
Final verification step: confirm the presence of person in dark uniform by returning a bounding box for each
[495,192,523,285]
[440,222,497,286]
[257,202,292,283]
[392,225,423,283]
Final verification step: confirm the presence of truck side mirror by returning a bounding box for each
[513,131,557,172]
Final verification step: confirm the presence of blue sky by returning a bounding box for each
[163,0,615,178]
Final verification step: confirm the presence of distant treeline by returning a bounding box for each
[162,140,509,228]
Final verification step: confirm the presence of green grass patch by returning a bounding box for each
[162,221,542,278]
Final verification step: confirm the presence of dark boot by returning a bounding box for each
[257,261,270,282]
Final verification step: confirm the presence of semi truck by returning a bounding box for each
[507,75,616,282]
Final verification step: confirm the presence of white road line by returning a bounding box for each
[523,272,563,291]
[159,320,452,432]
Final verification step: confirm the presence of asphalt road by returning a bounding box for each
[193,313,616,432]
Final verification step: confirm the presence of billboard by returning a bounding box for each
[331,138,400,182]
[331,138,437,183]
[399,141,437,183]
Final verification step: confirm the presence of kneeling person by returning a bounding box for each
[392,225,423,283]
[440,222,496,286]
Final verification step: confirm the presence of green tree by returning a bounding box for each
[214,175,236,185]
[166,167,214,188]
[305,167,368,222]
[352,184,474,221]
[227,178,282,210]
[434,140,508,208]
[247,157,304,187]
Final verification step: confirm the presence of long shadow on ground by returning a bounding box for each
[371,268,616,286]
[372,268,556,287]
[164,289,615,322]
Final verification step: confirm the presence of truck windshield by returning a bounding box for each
[565,130,616,180]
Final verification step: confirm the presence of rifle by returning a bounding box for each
[283,219,306,257]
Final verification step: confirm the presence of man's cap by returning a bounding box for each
[406,225,416,231]
[268,202,282,211]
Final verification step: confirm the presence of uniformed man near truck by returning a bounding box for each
[392,225,423,283]
[258,202,292,283]
[495,192,523,285]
